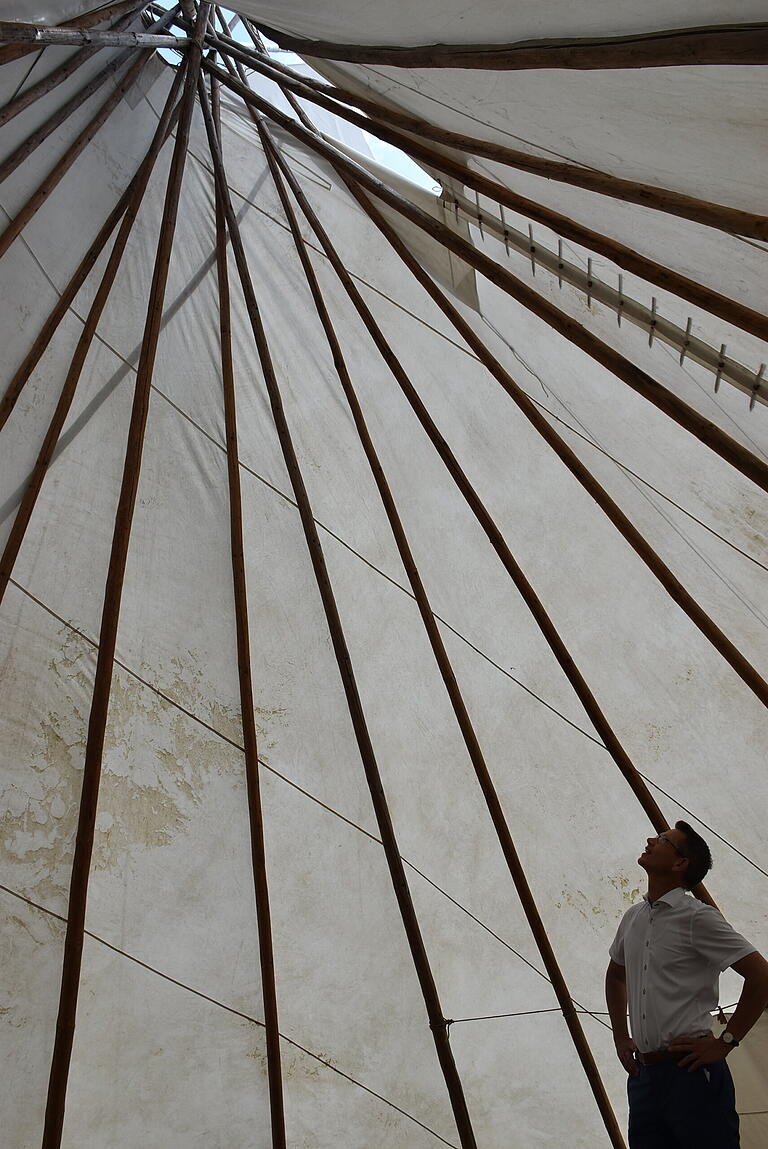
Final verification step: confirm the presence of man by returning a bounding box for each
[605,820,768,1148]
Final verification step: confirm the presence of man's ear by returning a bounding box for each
[673,855,690,877]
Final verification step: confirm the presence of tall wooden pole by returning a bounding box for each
[0,89,178,432]
[196,73,479,1149]
[214,35,768,243]
[245,123,723,889]
[261,120,628,1149]
[0,50,152,261]
[0,23,188,49]
[336,179,768,712]
[1,49,144,185]
[0,5,161,129]
[248,21,768,70]
[201,63,768,495]
[0,63,186,610]
[40,8,208,1146]
[204,54,768,343]
[208,70,287,1149]
[0,0,146,66]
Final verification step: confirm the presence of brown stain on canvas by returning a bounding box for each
[1,630,90,906]
[1,627,287,895]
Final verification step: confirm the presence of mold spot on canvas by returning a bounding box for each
[608,874,642,906]
[556,877,640,926]
[644,721,672,762]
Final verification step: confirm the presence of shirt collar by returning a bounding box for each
[643,886,689,908]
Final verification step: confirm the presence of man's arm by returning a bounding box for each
[723,951,768,1042]
[670,950,768,1071]
[605,959,639,1075]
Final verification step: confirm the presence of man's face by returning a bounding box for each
[638,828,689,880]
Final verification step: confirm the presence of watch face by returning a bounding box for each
[722,1031,735,1044]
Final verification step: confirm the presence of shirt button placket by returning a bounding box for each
[642,915,651,1042]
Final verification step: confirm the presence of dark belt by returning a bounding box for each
[637,1049,684,1066]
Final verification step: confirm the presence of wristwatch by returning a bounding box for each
[720,1030,739,1048]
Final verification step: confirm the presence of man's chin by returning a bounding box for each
[638,854,649,868]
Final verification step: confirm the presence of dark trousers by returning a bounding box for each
[628,1061,740,1148]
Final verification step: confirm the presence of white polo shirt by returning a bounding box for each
[609,886,755,1053]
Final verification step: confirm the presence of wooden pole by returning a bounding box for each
[195,72,479,1149]
[1,42,103,129]
[205,43,768,339]
[0,63,186,611]
[249,21,768,70]
[0,50,152,261]
[0,5,162,129]
[208,70,287,1149]
[0,84,179,433]
[260,120,628,1149]
[0,6,142,127]
[208,42,765,404]
[0,23,188,49]
[246,122,731,902]
[40,7,207,1146]
[220,41,768,243]
[202,62,768,494]
[203,53,767,343]
[339,177,768,709]
[209,12,261,124]
[213,14,317,134]
[1,49,141,185]
[0,0,147,65]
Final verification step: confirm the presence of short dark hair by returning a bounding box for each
[675,820,713,889]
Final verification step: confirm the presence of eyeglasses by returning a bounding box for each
[656,832,687,857]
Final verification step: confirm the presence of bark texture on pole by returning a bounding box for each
[40,7,208,1145]
[196,74,479,1149]
[0,0,146,64]
[0,23,188,49]
[261,119,628,1149]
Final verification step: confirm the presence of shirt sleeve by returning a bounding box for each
[692,906,756,972]
[608,913,628,965]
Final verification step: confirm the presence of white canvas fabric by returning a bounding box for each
[1,4,766,1147]
[721,1013,768,1149]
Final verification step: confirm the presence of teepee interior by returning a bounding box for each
[1,3,766,1146]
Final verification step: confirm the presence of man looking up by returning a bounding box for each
[605,821,768,1148]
